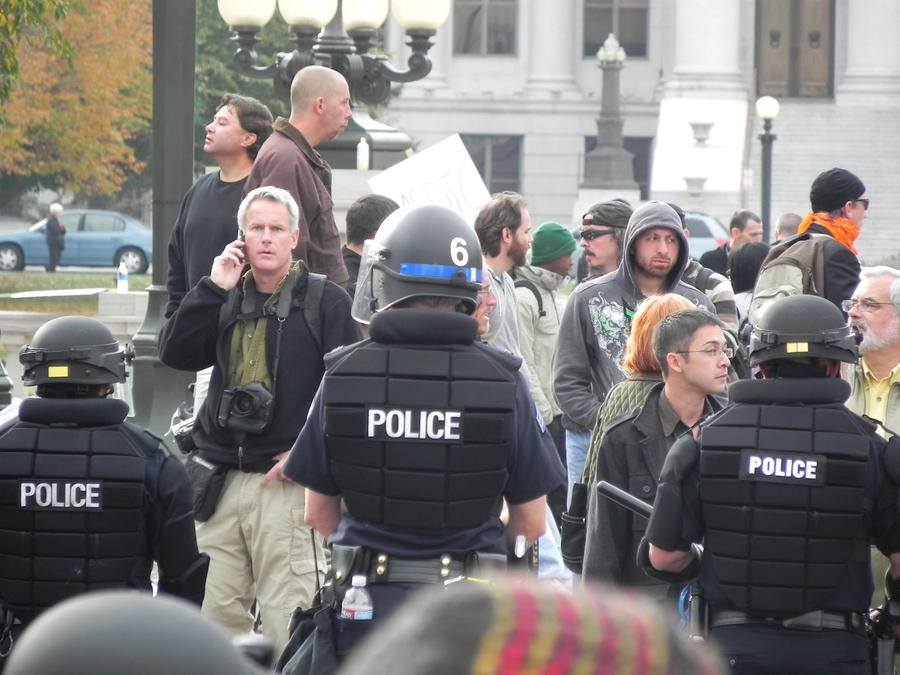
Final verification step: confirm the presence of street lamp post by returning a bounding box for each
[756,95,780,242]
[217,0,450,168]
[582,33,637,190]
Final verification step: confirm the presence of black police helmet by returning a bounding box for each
[4,591,266,675]
[368,204,483,314]
[19,315,131,387]
[749,294,858,367]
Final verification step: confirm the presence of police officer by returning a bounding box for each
[282,204,566,663]
[641,294,900,674]
[0,316,209,664]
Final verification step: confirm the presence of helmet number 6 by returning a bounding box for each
[450,237,469,266]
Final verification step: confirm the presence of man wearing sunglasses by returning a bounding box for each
[576,200,631,283]
[750,167,868,324]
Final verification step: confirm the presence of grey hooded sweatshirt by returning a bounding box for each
[552,201,714,432]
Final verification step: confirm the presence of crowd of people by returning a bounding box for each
[2,63,900,675]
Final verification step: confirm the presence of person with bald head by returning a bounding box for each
[245,65,353,288]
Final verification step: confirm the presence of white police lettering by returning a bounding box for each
[367,407,462,442]
[19,480,103,510]
[738,450,826,485]
[746,455,817,480]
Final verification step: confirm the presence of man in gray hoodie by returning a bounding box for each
[553,201,715,500]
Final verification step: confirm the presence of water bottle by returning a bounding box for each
[340,574,373,621]
[356,136,370,171]
[116,261,129,293]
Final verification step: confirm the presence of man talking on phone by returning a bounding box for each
[158,186,360,653]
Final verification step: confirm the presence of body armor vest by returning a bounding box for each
[698,401,870,617]
[0,422,152,623]
[324,340,516,534]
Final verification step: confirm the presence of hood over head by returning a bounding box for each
[620,201,690,292]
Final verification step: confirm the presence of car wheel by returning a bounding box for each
[0,243,25,271]
[116,247,148,275]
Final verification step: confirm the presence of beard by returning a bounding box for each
[857,319,900,355]
[509,239,529,268]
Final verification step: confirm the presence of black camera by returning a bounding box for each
[216,382,275,434]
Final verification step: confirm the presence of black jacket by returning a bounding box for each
[582,384,722,599]
[805,222,861,313]
[158,266,361,468]
[698,242,728,276]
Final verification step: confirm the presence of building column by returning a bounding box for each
[667,0,743,94]
[838,0,900,96]
[524,0,577,96]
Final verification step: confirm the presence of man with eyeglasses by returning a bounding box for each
[845,267,900,608]
[583,309,728,596]
[554,202,714,504]
[846,267,900,436]
[576,200,631,283]
[643,294,900,674]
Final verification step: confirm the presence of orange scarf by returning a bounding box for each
[798,212,859,254]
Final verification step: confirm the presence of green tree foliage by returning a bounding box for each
[0,0,71,107]
[194,0,288,173]
[0,0,151,200]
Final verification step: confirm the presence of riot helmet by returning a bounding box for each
[749,294,858,367]
[4,591,267,675]
[352,204,482,323]
[19,315,132,387]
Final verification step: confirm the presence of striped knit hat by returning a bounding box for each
[338,577,725,675]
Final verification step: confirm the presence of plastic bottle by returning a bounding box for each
[356,136,370,171]
[116,261,129,293]
[340,574,374,621]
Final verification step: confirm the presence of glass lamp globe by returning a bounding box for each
[277,0,337,28]
[392,0,451,30]
[218,0,277,27]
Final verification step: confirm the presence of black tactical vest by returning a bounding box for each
[0,421,152,623]
[323,340,517,534]
[698,401,871,617]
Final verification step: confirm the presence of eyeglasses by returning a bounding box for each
[842,298,892,312]
[675,347,734,360]
[854,198,869,211]
[580,229,616,241]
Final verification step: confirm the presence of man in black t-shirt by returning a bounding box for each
[165,93,273,318]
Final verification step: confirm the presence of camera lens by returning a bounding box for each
[232,392,257,416]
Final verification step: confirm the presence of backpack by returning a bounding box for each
[747,232,828,328]
[513,278,546,317]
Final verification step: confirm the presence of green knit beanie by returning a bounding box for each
[530,221,576,265]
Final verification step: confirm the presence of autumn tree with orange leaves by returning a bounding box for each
[0,0,152,203]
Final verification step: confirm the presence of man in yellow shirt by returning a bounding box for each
[846,266,900,436]
[845,265,900,605]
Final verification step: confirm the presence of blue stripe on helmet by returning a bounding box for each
[397,263,481,282]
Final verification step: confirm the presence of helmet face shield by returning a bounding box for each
[351,238,384,325]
